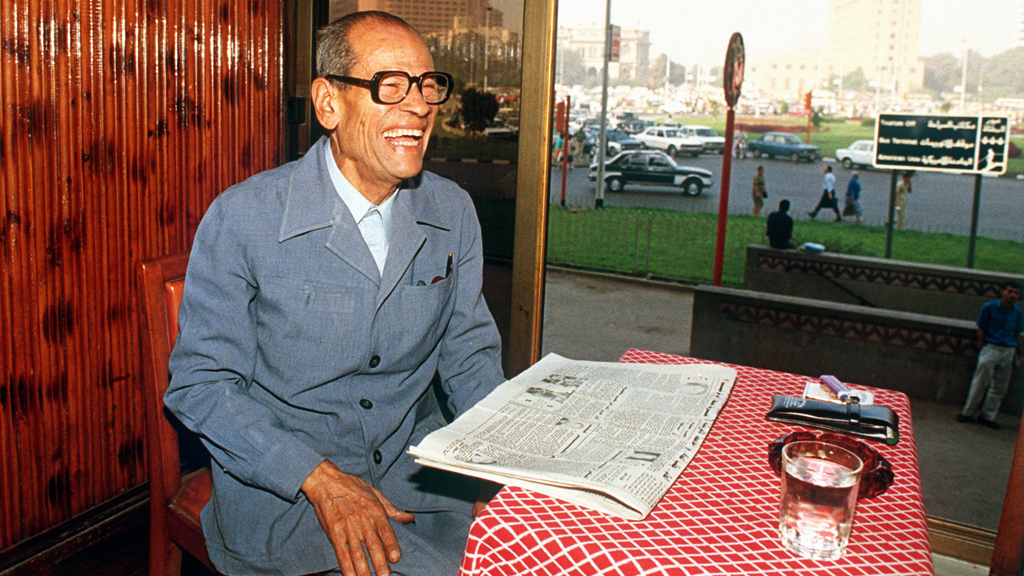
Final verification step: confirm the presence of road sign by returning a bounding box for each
[722,33,744,108]
[610,25,621,62]
[874,114,1011,175]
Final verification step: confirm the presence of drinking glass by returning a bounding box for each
[779,440,863,560]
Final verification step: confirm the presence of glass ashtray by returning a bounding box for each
[768,430,895,500]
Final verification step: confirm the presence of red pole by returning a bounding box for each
[712,106,736,286]
[560,96,570,205]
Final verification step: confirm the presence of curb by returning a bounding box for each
[426,157,516,165]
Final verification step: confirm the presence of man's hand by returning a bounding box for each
[301,460,415,576]
[471,481,503,518]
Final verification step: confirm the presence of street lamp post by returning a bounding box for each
[960,39,968,113]
[484,7,492,92]
[595,0,612,209]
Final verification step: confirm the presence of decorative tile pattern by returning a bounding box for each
[461,350,934,576]
[719,302,976,356]
[756,253,1003,299]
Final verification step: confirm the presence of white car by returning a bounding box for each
[678,125,726,154]
[836,140,875,169]
[632,126,704,157]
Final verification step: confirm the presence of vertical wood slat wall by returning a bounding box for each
[0,0,282,550]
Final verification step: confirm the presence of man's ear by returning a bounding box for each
[311,77,342,131]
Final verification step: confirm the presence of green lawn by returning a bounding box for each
[543,205,1024,287]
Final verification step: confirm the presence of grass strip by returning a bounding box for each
[545,205,1024,287]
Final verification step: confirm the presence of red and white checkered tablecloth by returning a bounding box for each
[460,350,934,576]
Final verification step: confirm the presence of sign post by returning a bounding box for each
[594,4,614,209]
[559,96,570,206]
[712,33,744,286]
[874,114,1010,268]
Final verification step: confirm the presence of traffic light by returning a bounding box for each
[554,101,567,133]
[803,91,812,111]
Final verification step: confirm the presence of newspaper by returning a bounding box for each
[409,354,737,520]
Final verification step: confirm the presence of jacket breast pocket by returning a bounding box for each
[257,276,366,357]
[385,280,454,370]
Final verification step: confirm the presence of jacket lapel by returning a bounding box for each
[376,194,425,309]
[374,177,450,310]
[278,137,381,285]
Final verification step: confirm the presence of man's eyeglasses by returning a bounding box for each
[325,71,453,105]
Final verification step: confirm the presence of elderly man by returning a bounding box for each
[166,11,504,576]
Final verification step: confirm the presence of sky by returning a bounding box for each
[492,0,1022,67]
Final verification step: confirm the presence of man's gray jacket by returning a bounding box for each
[165,137,504,574]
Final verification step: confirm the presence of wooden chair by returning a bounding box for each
[137,252,217,576]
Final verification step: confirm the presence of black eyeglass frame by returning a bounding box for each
[324,71,454,105]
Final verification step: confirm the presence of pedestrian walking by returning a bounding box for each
[733,130,747,159]
[551,133,564,164]
[956,280,1023,430]
[895,172,912,229]
[843,171,863,224]
[808,165,841,221]
[752,165,768,216]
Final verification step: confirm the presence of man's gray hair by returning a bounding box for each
[316,11,421,80]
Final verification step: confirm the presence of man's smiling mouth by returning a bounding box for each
[383,128,424,147]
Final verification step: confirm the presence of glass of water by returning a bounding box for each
[779,440,864,560]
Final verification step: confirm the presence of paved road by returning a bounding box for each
[550,154,1024,241]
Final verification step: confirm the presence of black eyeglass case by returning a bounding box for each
[766,394,900,446]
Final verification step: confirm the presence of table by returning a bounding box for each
[460,350,934,575]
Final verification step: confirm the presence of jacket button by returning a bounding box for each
[373,450,382,464]
[369,355,381,368]
[359,399,373,410]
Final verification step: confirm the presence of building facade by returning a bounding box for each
[557,26,651,84]
[747,0,925,100]
[329,0,501,33]
[825,0,925,95]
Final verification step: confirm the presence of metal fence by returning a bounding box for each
[545,205,1024,286]
[546,208,767,286]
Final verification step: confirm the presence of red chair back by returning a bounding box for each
[137,252,216,575]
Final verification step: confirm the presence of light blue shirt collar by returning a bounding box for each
[324,140,397,247]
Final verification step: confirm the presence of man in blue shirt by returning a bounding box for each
[957,280,1023,430]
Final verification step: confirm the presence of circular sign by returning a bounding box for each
[723,32,745,108]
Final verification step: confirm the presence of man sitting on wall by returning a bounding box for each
[766,199,796,250]
[165,11,504,576]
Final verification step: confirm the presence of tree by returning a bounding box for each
[556,48,587,86]
[460,87,499,133]
[648,54,686,89]
[841,67,868,91]
[980,46,1024,98]
[922,52,964,95]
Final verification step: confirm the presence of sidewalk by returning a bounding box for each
[540,267,1019,532]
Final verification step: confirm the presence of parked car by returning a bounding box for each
[483,119,516,140]
[746,132,821,162]
[633,126,704,157]
[588,150,714,196]
[836,139,875,169]
[616,119,652,135]
[678,125,726,154]
[603,128,644,156]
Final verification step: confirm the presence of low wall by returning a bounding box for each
[425,159,517,200]
[690,285,1023,415]
[744,245,1023,322]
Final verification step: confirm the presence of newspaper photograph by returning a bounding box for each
[408,354,737,520]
